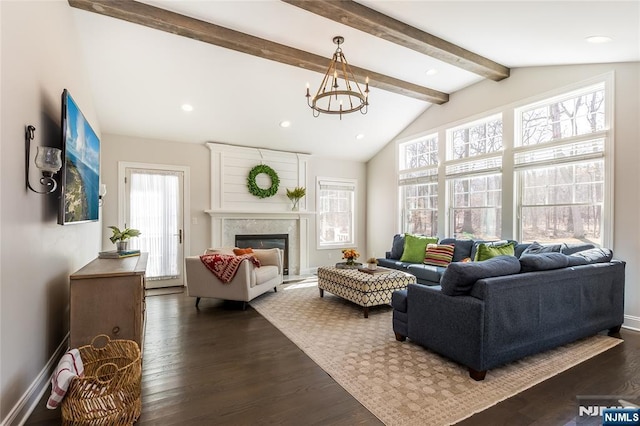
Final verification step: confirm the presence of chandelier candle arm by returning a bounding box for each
[306,36,369,120]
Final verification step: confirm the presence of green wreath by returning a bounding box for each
[247,164,280,198]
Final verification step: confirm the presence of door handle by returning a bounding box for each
[179,229,182,244]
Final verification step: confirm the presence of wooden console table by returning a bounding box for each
[69,253,148,350]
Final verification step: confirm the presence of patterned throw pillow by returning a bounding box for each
[424,244,455,267]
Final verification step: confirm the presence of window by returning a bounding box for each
[446,115,503,239]
[317,178,356,248]
[398,134,438,235]
[395,77,612,246]
[515,82,608,245]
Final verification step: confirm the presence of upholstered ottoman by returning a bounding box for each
[317,266,416,318]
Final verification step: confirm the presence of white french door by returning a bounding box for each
[120,163,189,289]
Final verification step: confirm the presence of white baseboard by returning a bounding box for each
[623,315,640,332]
[1,333,68,426]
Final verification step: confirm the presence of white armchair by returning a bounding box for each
[185,247,283,309]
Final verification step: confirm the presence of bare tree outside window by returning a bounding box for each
[517,84,606,245]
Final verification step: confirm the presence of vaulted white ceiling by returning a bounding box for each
[69,1,640,162]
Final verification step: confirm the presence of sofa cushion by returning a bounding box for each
[377,258,410,270]
[521,241,562,256]
[400,234,438,263]
[389,234,405,260]
[391,289,408,312]
[519,253,569,272]
[424,244,455,267]
[475,241,516,261]
[440,238,474,262]
[440,255,521,296]
[570,247,613,264]
[407,264,445,284]
[254,265,279,287]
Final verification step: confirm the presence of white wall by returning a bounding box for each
[307,156,368,268]
[0,2,101,423]
[100,134,211,256]
[100,137,368,271]
[367,62,640,329]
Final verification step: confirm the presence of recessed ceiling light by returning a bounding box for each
[425,69,438,76]
[280,121,291,128]
[181,104,193,112]
[586,35,612,44]
[356,134,365,140]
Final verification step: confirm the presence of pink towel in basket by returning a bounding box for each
[46,348,84,409]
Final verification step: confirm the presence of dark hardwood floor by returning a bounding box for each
[26,289,640,425]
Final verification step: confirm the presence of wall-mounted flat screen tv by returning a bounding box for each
[59,89,100,225]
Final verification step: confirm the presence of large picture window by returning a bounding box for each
[446,115,503,239]
[515,82,608,245]
[396,77,612,246]
[398,135,438,235]
[317,178,356,248]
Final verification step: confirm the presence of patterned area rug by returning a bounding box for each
[250,280,622,426]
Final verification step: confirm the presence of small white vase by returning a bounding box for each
[367,263,377,270]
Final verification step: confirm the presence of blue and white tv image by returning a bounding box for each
[59,89,100,225]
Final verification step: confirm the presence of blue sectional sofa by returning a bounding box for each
[377,234,596,285]
[388,236,625,380]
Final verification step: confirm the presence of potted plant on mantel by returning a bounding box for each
[286,186,306,211]
[108,226,141,252]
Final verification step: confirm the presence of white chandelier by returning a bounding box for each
[306,36,369,120]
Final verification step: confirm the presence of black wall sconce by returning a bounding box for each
[25,125,62,194]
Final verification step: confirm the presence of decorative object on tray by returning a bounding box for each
[341,248,360,266]
[366,257,378,270]
[286,186,306,211]
[247,164,279,199]
[335,261,362,269]
[98,249,141,259]
[108,225,141,252]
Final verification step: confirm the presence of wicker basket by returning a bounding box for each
[61,334,142,425]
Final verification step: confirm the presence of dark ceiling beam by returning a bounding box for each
[282,0,510,81]
[67,0,449,104]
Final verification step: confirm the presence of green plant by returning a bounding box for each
[108,226,141,243]
[286,186,306,201]
[366,257,378,265]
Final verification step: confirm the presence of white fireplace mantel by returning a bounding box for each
[205,209,315,275]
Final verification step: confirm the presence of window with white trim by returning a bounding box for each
[515,82,607,245]
[446,115,503,239]
[398,134,438,235]
[317,178,356,248]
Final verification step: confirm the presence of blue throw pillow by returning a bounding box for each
[519,253,569,272]
[570,247,613,264]
[521,241,563,256]
[389,234,405,260]
[440,255,521,296]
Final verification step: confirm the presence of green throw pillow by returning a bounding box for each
[399,234,438,263]
[475,241,516,261]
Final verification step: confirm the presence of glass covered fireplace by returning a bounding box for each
[235,234,289,275]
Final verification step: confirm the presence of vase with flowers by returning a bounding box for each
[286,186,306,211]
[341,248,360,266]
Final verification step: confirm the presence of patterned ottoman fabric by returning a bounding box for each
[317,266,416,317]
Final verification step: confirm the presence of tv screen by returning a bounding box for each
[59,89,100,225]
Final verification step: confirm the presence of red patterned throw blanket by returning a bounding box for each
[199,254,260,284]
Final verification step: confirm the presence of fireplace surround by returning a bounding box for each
[236,234,289,275]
